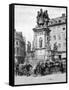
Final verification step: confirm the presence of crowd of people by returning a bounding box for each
[15,59,66,77]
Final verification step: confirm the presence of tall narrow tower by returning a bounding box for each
[33,9,51,62]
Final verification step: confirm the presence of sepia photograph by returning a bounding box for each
[13,4,67,85]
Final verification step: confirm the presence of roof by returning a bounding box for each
[48,15,66,26]
[33,13,66,31]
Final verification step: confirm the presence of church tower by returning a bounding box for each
[33,9,51,62]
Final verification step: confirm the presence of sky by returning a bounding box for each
[15,5,66,45]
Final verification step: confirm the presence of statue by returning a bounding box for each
[43,10,50,26]
[27,41,31,53]
[37,9,44,25]
[37,11,40,25]
[39,37,43,48]
[39,9,43,16]
[37,9,50,26]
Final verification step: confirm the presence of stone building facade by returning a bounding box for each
[14,30,26,64]
[32,9,66,62]
[49,13,66,60]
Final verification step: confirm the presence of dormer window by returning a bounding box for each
[63,27,65,30]
[55,20,57,23]
[59,20,61,23]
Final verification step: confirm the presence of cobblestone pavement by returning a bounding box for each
[15,73,66,85]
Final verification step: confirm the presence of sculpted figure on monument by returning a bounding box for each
[27,41,31,53]
[37,9,44,25]
[37,11,40,25]
[43,10,50,26]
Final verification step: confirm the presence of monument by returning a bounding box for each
[33,9,51,62]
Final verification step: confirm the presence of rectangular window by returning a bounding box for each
[58,34,61,40]
[62,33,66,40]
[17,47,19,55]
[58,43,61,48]
[16,41,19,45]
[53,35,56,40]
[63,42,66,47]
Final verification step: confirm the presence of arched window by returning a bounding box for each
[39,37,43,48]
